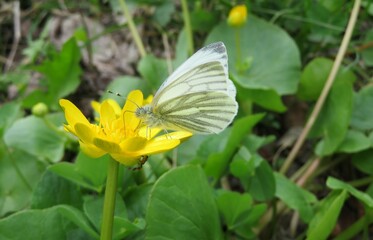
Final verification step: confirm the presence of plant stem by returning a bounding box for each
[280,0,361,175]
[235,29,242,72]
[119,0,146,57]
[181,0,194,55]
[100,157,119,240]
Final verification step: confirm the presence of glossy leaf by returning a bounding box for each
[351,149,373,175]
[146,165,223,240]
[4,113,66,163]
[312,72,355,156]
[0,101,22,136]
[24,37,82,109]
[327,177,373,207]
[306,190,348,240]
[297,58,356,101]
[362,29,373,66]
[275,173,317,222]
[0,205,97,240]
[350,85,373,131]
[205,114,264,180]
[0,148,46,217]
[138,54,168,91]
[336,129,371,153]
[206,15,301,95]
[31,171,83,209]
[49,152,109,192]
[216,190,252,230]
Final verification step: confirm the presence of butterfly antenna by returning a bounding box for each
[107,90,141,108]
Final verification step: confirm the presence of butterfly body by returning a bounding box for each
[135,42,238,134]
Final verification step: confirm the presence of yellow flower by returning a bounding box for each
[227,5,248,27]
[59,90,192,166]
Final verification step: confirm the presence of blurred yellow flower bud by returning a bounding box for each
[227,5,248,27]
[32,102,48,117]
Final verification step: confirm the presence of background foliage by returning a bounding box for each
[1,0,373,239]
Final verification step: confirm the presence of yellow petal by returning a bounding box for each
[144,95,153,105]
[100,100,117,128]
[74,123,95,143]
[59,99,90,126]
[91,101,101,114]
[153,131,193,142]
[122,90,143,132]
[227,5,248,27]
[119,136,148,153]
[140,139,181,155]
[79,141,106,158]
[138,127,162,139]
[110,154,140,166]
[107,99,122,116]
[93,138,121,153]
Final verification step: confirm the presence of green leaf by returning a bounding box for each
[4,113,66,163]
[56,205,99,239]
[336,129,371,153]
[205,114,264,181]
[24,37,81,109]
[0,148,46,217]
[215,193,266,238]
[101,76,150,105]
[138,54,168,91]
[190,9,219,32]
[362,29,373,66]
[352,149,373,175]
[327,177,373,207]
[306,190,348,240]
[350,85,373,131]
[84,194,127,230]
[206,15,301,95]
[173,29,188,69]
[146,165,223,240]
[153,0,175,27]
[234,204,267,239]
[230,146,254,180]
[305,1,347,42]
[31,171,83,209]
[0,101,22,136]
[275,173,317,222]
[48,152,109,192]
[298,58,356,101]
[124,183,153,220]
[249,158,276,201]
[298,58,331,101]
[0,205,97,240]
[216,190,253,230]
[312,71,355,156]
[236,85,287,112]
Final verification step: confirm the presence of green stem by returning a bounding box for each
[280,0,361,175]
[235,29,242,71]
[181,0,194,55]
[119,0,146,57]
[100,157,119,240]
[348,176,373,188]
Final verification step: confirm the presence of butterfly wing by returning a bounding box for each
[154,91,238,134]
[152,42,235,106]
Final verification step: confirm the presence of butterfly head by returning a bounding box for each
[135,105,152,118]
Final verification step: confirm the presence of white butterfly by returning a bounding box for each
[135,42,238,134]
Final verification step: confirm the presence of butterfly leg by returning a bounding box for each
[128,155,149,171]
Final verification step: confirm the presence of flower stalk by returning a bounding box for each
[100,157,119,240]
[119,0,146,57]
